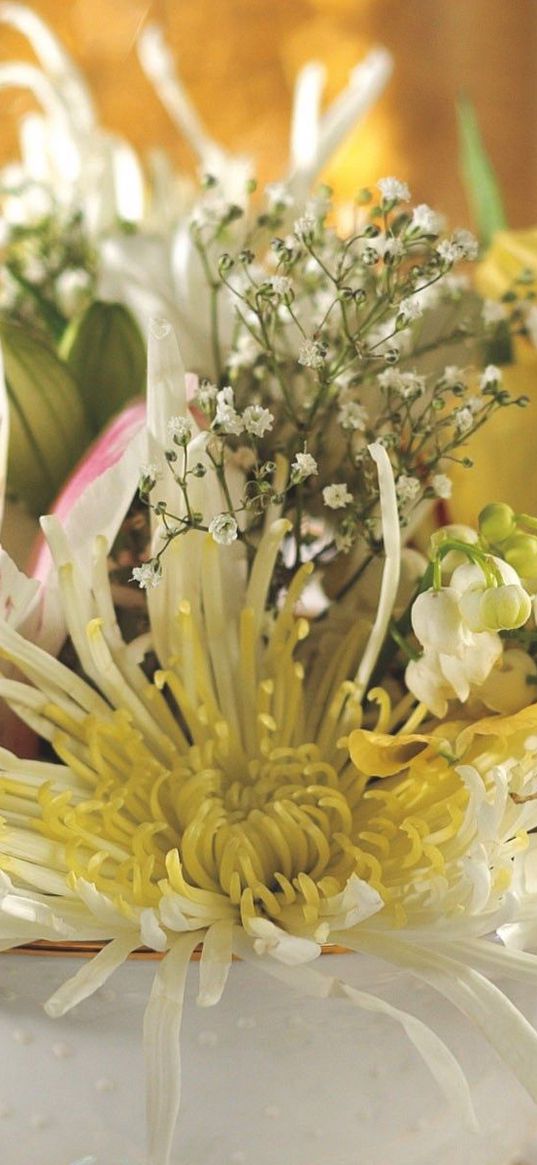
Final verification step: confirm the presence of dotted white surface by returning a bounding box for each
[0,951,536,1165]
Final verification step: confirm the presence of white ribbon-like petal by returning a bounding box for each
[233,929,476,1130]
[345,930,537,1107]
[355,442,401,697]
[144,932,200,1165]
[45,933,138,1018]
[197,919,233,1006]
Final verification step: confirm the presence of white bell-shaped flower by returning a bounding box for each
[405,650,454,718]
[450,555,520,597]
[458,584,487,632]
[405,630,502,717]
[411,586,470,654]
[438,629,501,702]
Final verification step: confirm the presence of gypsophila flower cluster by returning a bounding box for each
[132,172,528,584]
[0,197,96,336]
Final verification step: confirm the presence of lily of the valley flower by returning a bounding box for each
[405,631,502,718]
[408,583,502,715]
[411,586,471,654]
[407,546,534,718]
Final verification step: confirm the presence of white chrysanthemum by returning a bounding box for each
[3,325,537,1165]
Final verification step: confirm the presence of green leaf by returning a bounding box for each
[457,96,507,247]
[60,301,146,431]
[1,320,93,515]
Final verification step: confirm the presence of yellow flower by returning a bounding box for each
[450,228,537,523]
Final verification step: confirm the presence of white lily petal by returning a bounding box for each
[146,318,187,470]
[97,234,180,333]
[137,24,227,170]
[0,2,95,131]
[110,135,145,224]
[289,62,326,173]
[287,48,392,194]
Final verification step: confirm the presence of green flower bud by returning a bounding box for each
[478,583,531,631]
[478,502,516,544]
[503,533,537,578]
[1,319,92,515]
[60,301,145,432]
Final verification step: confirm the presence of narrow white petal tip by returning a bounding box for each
[43,999,63,1019]
[353,45,394,80]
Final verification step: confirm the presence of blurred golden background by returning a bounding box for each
[0,0,536,227]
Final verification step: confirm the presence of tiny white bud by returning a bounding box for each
[208,513,239,545]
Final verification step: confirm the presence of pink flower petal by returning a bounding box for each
[30,400,146,581]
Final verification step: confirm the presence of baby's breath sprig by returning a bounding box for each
[0,199,96,336]
[182,175,523,569]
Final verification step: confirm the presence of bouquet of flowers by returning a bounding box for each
[3,8,537,1165]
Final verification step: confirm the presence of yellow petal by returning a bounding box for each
[348,729,440,777]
